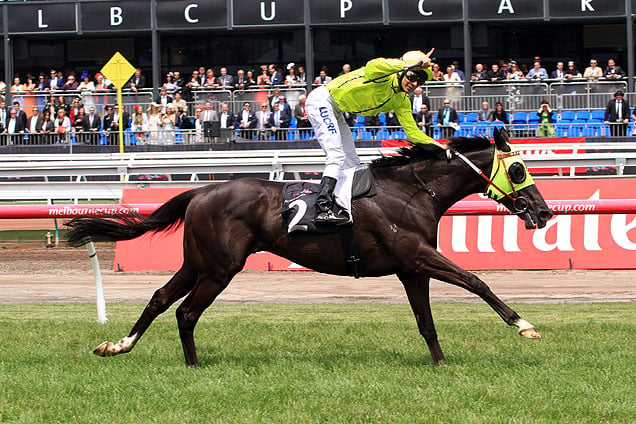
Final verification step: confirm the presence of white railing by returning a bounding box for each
[0,143,635,202]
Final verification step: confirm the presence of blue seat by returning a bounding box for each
[354,115,365,128]
[569,119,587,137]
[464,112,478,123]
[359,129,374,140]
[457,112,465,123]
[576,110,590,121]
[458,122,474,137]
[491,120,505,130]
[560,110,576,122]
[591,110,605,121]
[432,113,438,125]
[554,123,568,137]
[392,129,406,139]
[289,116,297,128]
[512,112,528,136]
[583,123,601,137]
[378,113,387,126]
[474,121,491,137]
[376,129,391,140]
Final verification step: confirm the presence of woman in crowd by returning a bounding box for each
[40,109,55,144]
[430,63,444,81]
[487,102,509,124]
[443,65,462,82]
[11,76,24,106]
[285,66,300,85]
[203,69,218,88]
[146,102,163,144]
[162,103,177,144]
[246,70,257,86]
[78,71,95,109]
[72,106,86,138]
[163,73,178,93]
[131,104,147,144]
[193,106,204,143]
[537,100,555,137]
[507,61,524,80]
[53,108,71,143]
[257,65,270,86]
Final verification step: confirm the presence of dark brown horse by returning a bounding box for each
[66,128,552,367]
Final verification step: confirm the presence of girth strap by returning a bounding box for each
[338,225,362,278]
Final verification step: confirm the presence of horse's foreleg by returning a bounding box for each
[398,273,445,364]
[420,251,541,339]
[175,274,231,367]
[93,265,197,358]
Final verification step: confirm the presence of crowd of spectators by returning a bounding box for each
[0,56,632,145]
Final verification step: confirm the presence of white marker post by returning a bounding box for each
[87,240,107,324]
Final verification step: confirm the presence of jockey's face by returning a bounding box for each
[401,75,418,93]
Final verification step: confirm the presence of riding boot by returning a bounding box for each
[315,176,351,225]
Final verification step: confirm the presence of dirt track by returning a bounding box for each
[1,246,635,304]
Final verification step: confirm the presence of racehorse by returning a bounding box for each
[66,128,553,367]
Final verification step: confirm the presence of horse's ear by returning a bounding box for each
[494,127,511,152]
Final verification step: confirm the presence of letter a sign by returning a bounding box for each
[100,52,136,153]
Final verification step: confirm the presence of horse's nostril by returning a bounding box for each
[539,210,552,220]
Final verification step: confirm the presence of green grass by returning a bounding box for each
[0,229,68,242]
[0,303,634,423]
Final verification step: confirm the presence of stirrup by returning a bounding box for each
[315,209,351,226]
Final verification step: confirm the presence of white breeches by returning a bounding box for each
[305,86,360,214]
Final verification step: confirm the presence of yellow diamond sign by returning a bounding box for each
[100,52,136,89]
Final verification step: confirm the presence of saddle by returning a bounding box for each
[281,164,376,279]
[281,164,376,234]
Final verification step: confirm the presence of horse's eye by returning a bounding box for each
[508,162,526,184]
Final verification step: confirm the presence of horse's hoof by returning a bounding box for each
[519,328,541,339]
[93,341,115,356]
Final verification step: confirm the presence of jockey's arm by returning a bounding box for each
[395,105,446,149]
[364,58,409,80]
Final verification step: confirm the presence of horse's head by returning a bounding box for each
[487,127,553,229]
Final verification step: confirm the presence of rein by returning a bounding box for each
[409,161,436,198]
[451,149,529,213]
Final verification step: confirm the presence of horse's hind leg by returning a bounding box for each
[398,273,445,364]
[93,264,197,357]
[421,250,541,339]
[175,273,233,367]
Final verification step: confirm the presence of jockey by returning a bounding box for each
[306,49,447,225]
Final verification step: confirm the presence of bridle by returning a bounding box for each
[451,148,531,214]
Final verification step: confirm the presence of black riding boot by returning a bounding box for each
[315,176,351,225]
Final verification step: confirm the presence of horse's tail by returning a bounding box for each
[65,189,198,247]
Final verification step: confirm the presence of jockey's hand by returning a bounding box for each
[409,48,435,70]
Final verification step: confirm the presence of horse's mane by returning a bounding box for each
[372,136,492,168]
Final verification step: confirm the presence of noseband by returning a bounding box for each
[451,149,529,214]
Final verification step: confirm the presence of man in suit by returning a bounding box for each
[276,95,292,116]
[218,102,235,142]
[13,102,27,129]
[409,87,430,119]
[604,58,626,80]
[550,61,566,80]
[437,98,459,139]
[25,106,44,145]
[127,68,146,92]
[0,99,8,133]
[154,87,173,114]
[293,95,311,138]
[217,67,234,88]
[83,106,101,144]
[414,104,432,136]
[254,102,270,140]
[604,90,630,137]
[3,109,25,145]
[201,101,219,143]
[234,69,251,90]
[103,105,130,145]
[268,64,284,86]
[267,102,291,140]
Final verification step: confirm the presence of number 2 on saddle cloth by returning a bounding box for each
[281,164,376,234]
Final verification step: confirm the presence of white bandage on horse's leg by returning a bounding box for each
[514,319,535,331]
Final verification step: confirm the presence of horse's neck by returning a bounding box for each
[377,149,492,216]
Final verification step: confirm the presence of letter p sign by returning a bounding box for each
[340,0,353,18]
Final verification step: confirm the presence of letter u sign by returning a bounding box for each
[261,2,276,21]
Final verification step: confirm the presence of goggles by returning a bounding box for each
[403,68,433,85]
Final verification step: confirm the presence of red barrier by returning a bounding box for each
[1,178,634,271]
[1,199,636,219]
